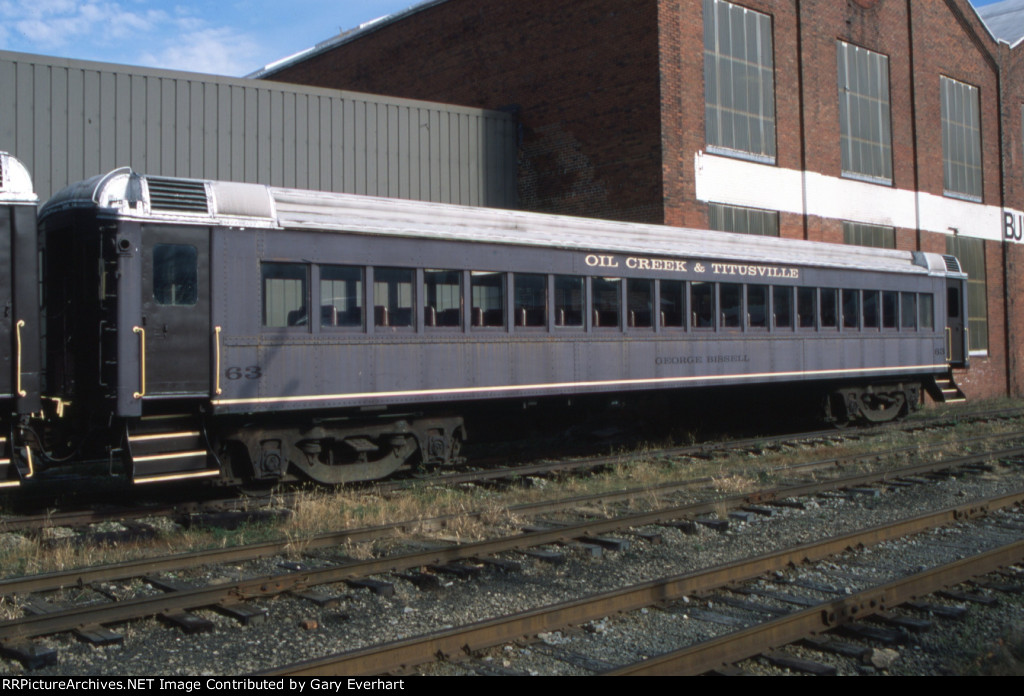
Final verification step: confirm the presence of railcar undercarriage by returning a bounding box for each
[824,381,923,425]
[218,413,466,485]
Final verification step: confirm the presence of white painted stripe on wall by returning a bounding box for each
[695,152,1019,243]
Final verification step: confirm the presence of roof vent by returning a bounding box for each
[943,255,962,274]
[146,177,210,214]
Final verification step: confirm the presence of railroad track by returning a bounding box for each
[0,402,1019,536]
[1,429,1022,673]
[268,491,1024,676]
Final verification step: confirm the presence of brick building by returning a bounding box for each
[257,0,1024,401]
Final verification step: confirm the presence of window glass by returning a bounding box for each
[692,282,715,329]
[747,285,768,328]
[627,279,653,328]
[661,280,685,328]
[941,76,982,200]
[154,244,198,307]
[820,288,838,328]
[882,291,898,329]
[374,267,414,328]
[773,286,793,329]
[837,42,893,182]
[919,293,935,330]
[842,289,860,329]
[514,274,547,327]
[555,276,584,327]
[720,283,741,329]
[262,263,307,328]
[901,293,917,329]
[424,269,462,328]
[843,221,895,249]
[863,290,880,328]
[592,277,621,328]
[708,203,779,237]
[471,272,505,328]
[703,0,776,161]
[321,265,364,328]
[797,287,816,328]
[946,236,987,351]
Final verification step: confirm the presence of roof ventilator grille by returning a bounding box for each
[943,255,962,274]
[146,177,209,214]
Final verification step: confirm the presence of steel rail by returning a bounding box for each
[2,405,1019,534]
[609,538,1024,675]
[263,489,1024,676]
[2,440,1021,600]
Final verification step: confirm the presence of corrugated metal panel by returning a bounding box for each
[0,50,518,207]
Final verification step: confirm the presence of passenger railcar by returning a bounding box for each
[34,168,969,486]
[0,153,41,488]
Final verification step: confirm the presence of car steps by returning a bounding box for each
[126,415,220,485]
[930,373,967,404]
[0,435,17,488]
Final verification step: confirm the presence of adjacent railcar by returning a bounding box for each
[0,153,41,488]
[36,169,969,486]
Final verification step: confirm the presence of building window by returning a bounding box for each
[708,203,779,236]
[843,221,895,249]
[946,236,987,352]
[837,42,892,183]
[941,76,982,201]
[703,0,776,162]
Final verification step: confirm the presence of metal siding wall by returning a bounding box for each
[0,51,516,207]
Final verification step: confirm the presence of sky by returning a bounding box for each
[0,0,1009,78]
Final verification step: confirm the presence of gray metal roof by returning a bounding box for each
[977,0,1024,45]
[40,169,957,279]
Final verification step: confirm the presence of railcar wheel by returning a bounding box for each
[829,383,920,425]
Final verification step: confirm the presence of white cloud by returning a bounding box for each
[0,0,262,75]
[138,26,261,76]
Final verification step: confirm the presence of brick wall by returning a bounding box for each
[265,0,1015,400]
[269,0,666,223]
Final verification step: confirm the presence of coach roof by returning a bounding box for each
[39,168,958,279]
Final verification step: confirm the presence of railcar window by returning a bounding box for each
[263,263,308,328]
[660,280,685,328]
[424,269,462,328]
[374,267,414,328]
[720,283,741,329]
[321,265,364,328]
[882,291,898,329]
[514,274,547,327]
[627,279,653,328]
[592,277,621,328]
[747,285,768,329]
[863,290,880,329]
[901,293,917,329]
[691,282,715,329]
[773,286,793,329]
[154,244,198,307]
[797,288,816,328]
[471,272,505,328]
[842,289,860,329]
[920,293,935,329]
[820,289,838,328]
[555,276,584,327]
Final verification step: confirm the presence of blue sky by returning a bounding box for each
[0,0,1008,78]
